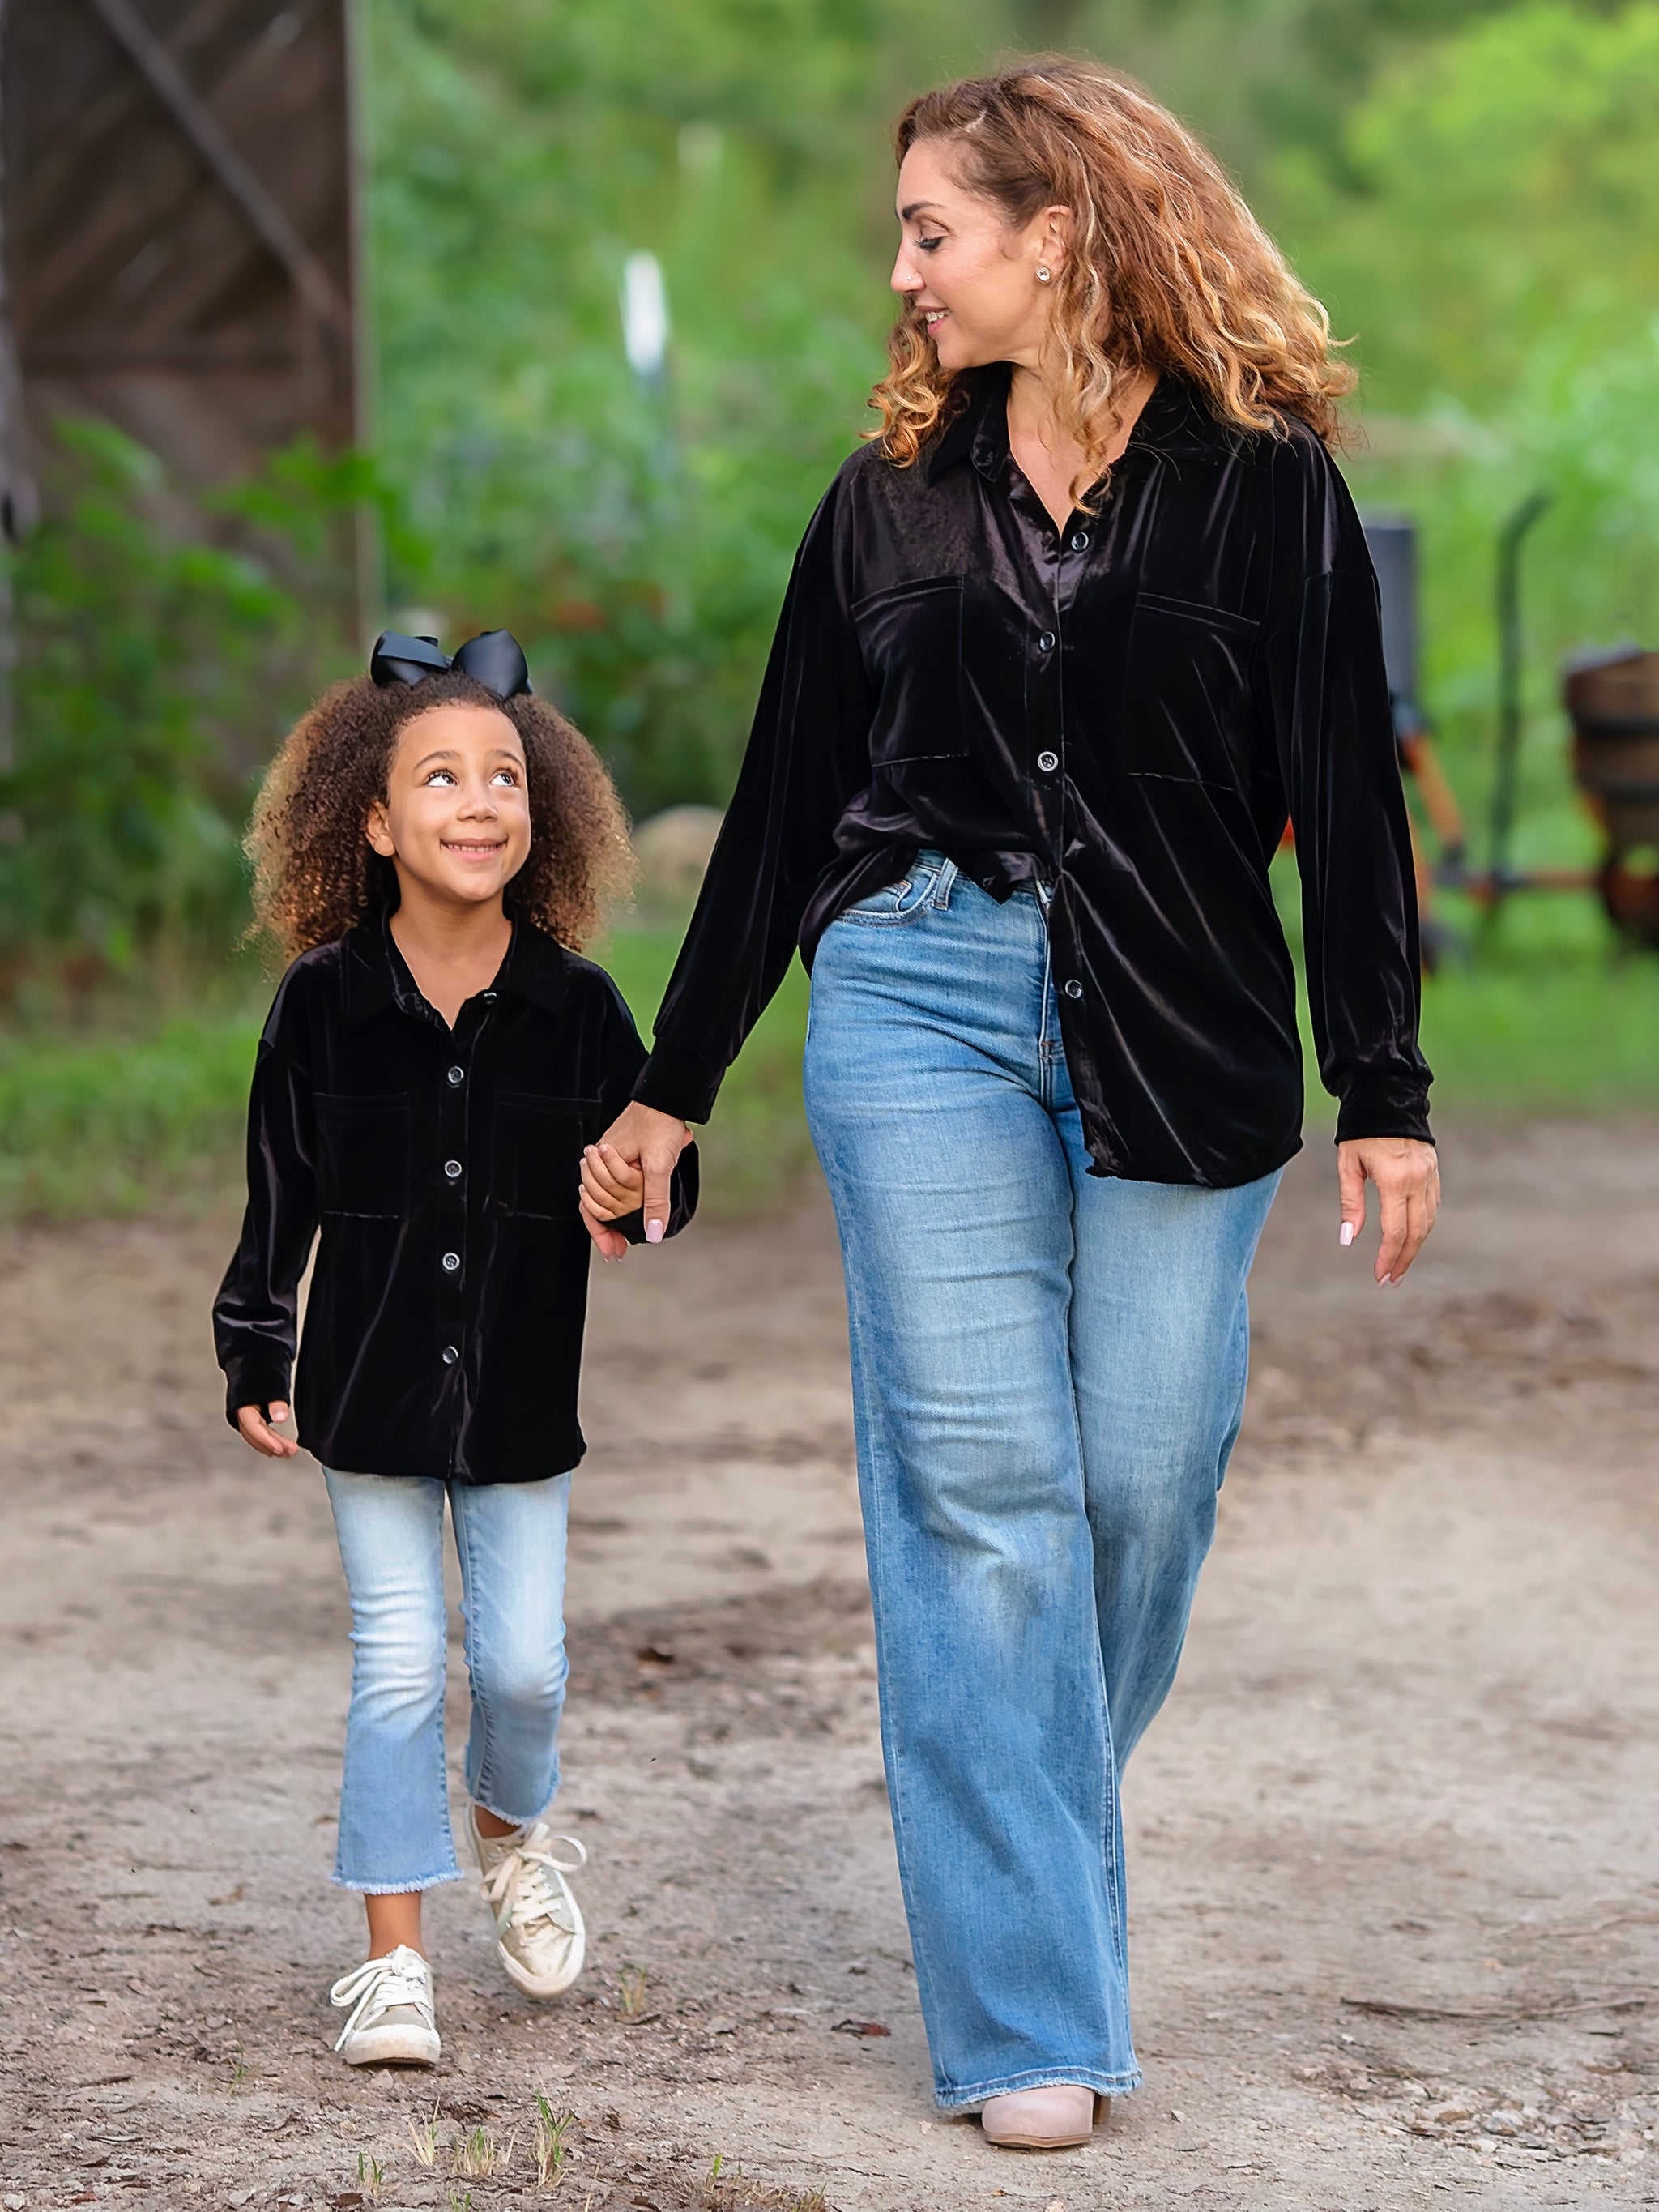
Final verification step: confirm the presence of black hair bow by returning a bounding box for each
[369,628,532,698]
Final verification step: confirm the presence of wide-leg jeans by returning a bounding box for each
[803,853,1280,2107]
[322,1467,572,1894]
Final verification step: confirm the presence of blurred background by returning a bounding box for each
[1,0,1657,1219]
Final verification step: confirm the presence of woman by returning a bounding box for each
[580,62,1439,2150]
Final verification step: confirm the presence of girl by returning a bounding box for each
[214,628,696,2066]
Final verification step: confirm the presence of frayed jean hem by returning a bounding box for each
[330,1866,466,1894]
[934,2065,1141,2112]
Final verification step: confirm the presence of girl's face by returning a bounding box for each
[365,702,531,910]
[889,138,1067,374]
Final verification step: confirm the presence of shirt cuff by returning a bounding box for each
[1333,1077,1434,1147]
[222,1354,292,1428]
[632,1038,723,1125]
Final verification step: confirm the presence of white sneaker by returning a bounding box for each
[471,1814,587,1998]
[328,1945,441,2066]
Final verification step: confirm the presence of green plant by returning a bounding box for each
[356,2151,386,2201]
[454,2124,499,2178]
[618,1965,649,2019]
[407,2104,441,2168]
[533,2095,578,2189]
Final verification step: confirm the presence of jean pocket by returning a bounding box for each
[834,861,945,925]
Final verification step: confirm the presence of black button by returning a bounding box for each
[441,1344,459,1366]
[1064,978,1084,1001]
[1038,630,1057,652]
[1037,749,1060,774]
[1070,531,1090,551]
[441,1251,461,1273]
[444,1159,463,1181]
[446,1065,465,1087]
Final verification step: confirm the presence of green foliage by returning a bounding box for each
[367,0,1001,813]
[1266,2,1659,869]
[0,424,371,972]
[0,424,291,967]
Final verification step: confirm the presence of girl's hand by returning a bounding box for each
[237,1400,300,1458]
[580,1142,645,1225]
[1337,1137,1440,1284]
[579,1103,693,1259]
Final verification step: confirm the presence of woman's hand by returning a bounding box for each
[578,1101,693,1260]
[1337,1137,1440,1284]
[236,1401,300,1458]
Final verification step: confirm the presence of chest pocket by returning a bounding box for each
[488,1093,599,1220]
[315,1094,412,1219]
[851,574,969,766]
[1120,591,1260,788]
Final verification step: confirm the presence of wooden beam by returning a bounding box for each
[23,337,301,371]
[76,0,352,342]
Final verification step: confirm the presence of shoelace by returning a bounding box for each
[328,1945,433,2051]
[480,1826,587,1934]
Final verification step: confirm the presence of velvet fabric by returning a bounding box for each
[214,914,697,1484]
[633,367,1431,1187]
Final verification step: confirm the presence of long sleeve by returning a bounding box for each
[1264,437,1433,1144]
[633,468,874,1122]
[596,977,698,1238]
[212,972,321,1423]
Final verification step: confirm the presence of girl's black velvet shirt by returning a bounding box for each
[633,368,1432,1189]
[213,916,697,1484]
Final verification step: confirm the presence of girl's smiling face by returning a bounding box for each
[889,137,1067,374]
[365,701,531,910]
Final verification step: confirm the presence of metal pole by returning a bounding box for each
[1489,489,1552,899]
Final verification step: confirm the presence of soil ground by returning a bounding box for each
[2,1119,1658,2212]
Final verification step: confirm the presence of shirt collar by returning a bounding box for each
[921,364,1229,487]
[342,908,575,1027]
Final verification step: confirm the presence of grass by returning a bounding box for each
[0,891,1652,1226]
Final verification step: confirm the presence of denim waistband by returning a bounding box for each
[914,849,1051,907]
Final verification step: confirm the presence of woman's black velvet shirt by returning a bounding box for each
[214,915,697,1484]
[633,368,1432,1188]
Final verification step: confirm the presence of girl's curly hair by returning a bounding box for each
[869,60,1355,497]
[245,673,636,966]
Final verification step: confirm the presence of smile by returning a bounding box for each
[923,310,949,330]
[442,840,506,856]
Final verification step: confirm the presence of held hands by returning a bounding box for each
[1337,1137,1440,1284]
[578,1101,693,1261]
[236,1400,300,1458]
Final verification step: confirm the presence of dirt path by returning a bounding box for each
[2,1120,1658,2212]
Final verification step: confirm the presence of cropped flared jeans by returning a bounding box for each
[803,855,1279,2108]
[322,1467,571,1893]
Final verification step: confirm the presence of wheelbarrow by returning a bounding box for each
[1563,646,1659,948]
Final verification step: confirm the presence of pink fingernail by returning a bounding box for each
[646,1219,664,1245]
[1339,1222,1355,1247]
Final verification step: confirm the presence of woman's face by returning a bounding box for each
[365,701,531,910]
[889,138,1064,374]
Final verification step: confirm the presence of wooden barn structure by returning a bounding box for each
[0,0,364,553]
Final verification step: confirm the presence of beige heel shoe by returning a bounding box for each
[980,2085,1101,2149]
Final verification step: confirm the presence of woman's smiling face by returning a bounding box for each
[365,700,531,910]
[889,137,1062,374]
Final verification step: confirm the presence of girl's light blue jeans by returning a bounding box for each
[802,854,1280,2109]
[322,1467,572,1893]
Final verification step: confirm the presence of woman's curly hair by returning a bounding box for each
[869,60,1355,496]
[245,673,636,966]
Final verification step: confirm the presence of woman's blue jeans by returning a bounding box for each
[803,854,1280,2107]
[322,1467,571,1893]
